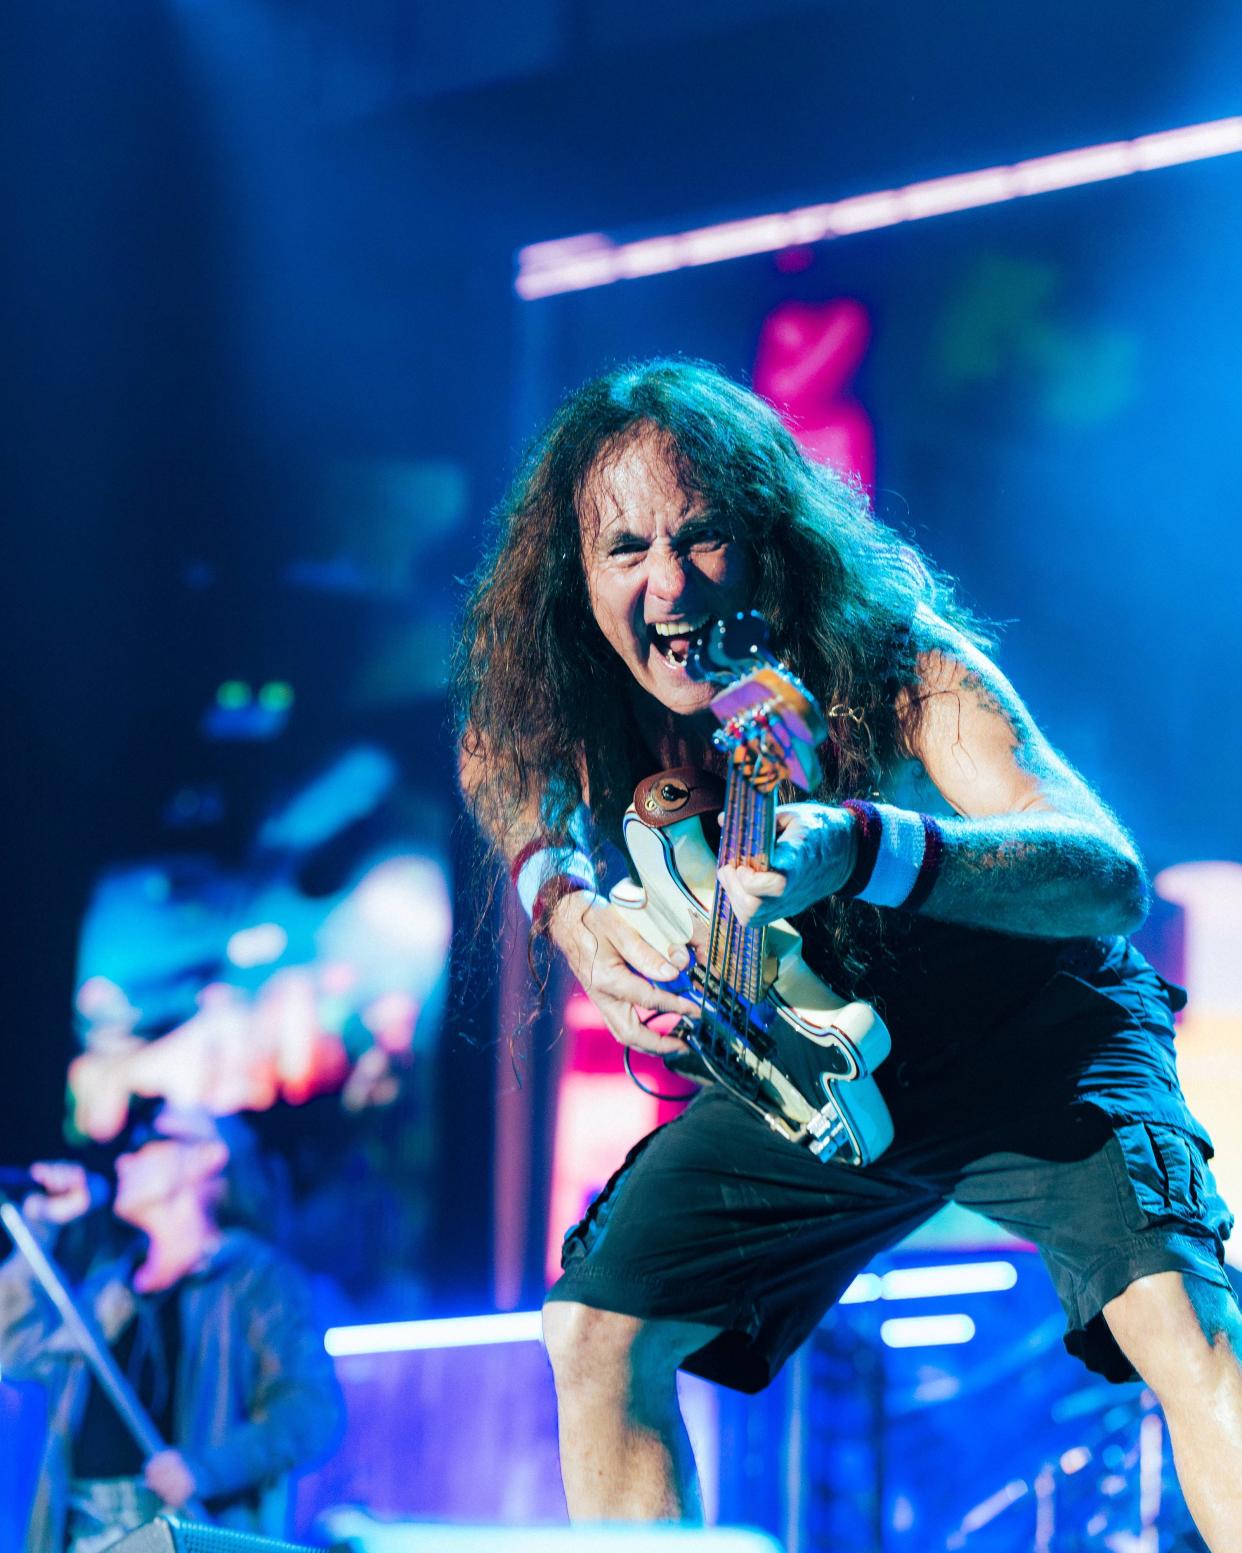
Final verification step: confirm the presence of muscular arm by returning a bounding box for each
[901,632,1149,938]
[721,626,1149,939]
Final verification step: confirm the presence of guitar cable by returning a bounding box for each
[623,1044,700,1103]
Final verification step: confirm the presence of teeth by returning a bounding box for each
[651,616,709,638]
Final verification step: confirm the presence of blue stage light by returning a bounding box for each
[879,1313,977,1348]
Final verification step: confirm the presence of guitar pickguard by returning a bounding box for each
[614,806,895,1167]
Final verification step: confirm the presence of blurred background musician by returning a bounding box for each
[0,1104,342,1553]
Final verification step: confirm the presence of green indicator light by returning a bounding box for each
[217,681,250,709]
[259,681,294,711]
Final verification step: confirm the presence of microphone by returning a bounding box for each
[0,1167,111,1208]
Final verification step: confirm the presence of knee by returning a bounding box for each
[1105,1271,1242,1407]
[543,1301,642,1389]
[542,1301,684,1403]
[541,1298,594,1382]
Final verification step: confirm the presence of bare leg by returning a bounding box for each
[542,1300,721,1522]
[1103,1270,1242,1552]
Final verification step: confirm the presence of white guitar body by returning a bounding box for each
[613,806,895,1167]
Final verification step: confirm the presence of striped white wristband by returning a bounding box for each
[511,843,598,920]
[839,800,945,911]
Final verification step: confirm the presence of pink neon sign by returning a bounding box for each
[753,297,875,488]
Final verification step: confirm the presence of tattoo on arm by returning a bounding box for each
[901,636,1149,937]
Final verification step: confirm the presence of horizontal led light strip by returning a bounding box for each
[325,1309,544,1356]
[880,1314,976,1348]
[325,1260,1021,1354]
[839,1258,1018,1303]
[516,117,1242,299]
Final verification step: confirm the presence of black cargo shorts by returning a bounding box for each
[546,1082,1235,1393]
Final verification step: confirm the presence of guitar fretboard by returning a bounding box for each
[707,757,775,1009]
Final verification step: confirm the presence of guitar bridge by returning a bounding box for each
[807,1101,851,1160]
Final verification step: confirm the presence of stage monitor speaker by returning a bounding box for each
[112,1517,321,1553]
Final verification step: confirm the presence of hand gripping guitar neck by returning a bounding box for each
[610,612,895,1166]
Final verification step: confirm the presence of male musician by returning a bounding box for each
[456,360,1242,1548]
[0,1105,342,1553]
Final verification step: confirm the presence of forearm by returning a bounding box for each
[742,800,1148,940]
[910,810,1148,938]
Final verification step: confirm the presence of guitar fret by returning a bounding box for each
[707,759,773,1010]
[664,615,892,1174]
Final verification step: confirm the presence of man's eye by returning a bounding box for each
[685,528,727,550]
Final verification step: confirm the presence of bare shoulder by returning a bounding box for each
[901,615,1029,736]
[894,610,1108,824]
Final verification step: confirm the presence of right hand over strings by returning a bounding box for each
[21,1162,99,1224]
[546,893,700,1056]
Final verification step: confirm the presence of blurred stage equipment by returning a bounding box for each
[70,741,453,1142]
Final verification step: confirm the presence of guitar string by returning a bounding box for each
[732,745,769,1007]
[726,759,757,1008]
[697,722,852,1154]
[702,724,793,1109]
[724,756,774,1104]
[750,752,851,1154]
[703,760,743,1061]
[734,765,758,1002]
[701,762,732,1058]
[705,743,769,1060]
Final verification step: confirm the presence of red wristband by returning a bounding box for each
[837,800,882,899]
[532,874,594,931]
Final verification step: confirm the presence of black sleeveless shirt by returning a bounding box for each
[798,906,1205,1147]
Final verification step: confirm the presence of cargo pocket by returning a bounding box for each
[1110,1122,1234,1245]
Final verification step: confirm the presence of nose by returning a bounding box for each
[648,544,690,606]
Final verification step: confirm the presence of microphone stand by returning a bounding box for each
[0,1192,211,1524]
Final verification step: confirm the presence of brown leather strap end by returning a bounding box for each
[632,766,725,830]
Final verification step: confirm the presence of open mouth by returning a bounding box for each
[647,613,711,669]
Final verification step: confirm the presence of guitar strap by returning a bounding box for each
[632,766,724,830]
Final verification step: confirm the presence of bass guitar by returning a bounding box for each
[610,611,894,1166]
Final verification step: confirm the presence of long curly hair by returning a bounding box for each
[454,359,987,978]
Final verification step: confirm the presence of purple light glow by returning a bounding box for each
[516,118,1242,298]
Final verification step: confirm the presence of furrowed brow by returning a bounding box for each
[674,512,728,544]
[600,524,649,551]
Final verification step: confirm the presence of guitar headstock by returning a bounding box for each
[688,612,827,794]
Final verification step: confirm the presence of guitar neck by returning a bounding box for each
[707,759,775,1007]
